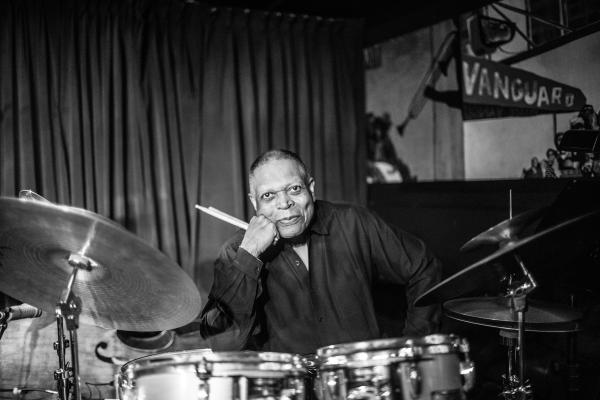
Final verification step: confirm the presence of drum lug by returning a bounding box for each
[407,362,422,399]
[281,377,306,400]
[195,358,211,400]
[460,360,476,393]
[459,338,475,392]
[346,385,379,400]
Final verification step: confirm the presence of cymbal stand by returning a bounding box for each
[500,253,537,400]
[54,254,89,400]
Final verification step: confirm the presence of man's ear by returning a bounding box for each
[248,193,257,211]
[308,177,316,200]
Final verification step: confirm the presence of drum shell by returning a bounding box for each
[315,335,470,400]
[118,350,310,400]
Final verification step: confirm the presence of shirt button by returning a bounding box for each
[318,317,323,322]
[295,260,300,266]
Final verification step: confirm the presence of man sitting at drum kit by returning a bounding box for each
[199,149,442,355]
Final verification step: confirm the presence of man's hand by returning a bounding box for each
[240,215,279,258]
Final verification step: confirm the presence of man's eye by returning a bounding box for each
[289,185,303,193]
[261,193,273,200]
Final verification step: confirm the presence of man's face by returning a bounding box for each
[249,159,315,239]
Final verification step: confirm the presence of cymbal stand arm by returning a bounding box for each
[514,254,538,294]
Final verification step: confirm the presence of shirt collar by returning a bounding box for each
[308,200,330,235]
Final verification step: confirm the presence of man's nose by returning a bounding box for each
[276,192,293,209]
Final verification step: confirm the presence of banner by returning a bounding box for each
[461,54,586,119]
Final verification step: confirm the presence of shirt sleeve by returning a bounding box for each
[199,238,264,351]
[362,209,442,336]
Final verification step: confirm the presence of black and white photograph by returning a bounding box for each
[1,0,599,399]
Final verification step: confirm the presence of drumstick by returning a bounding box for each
[195,205,249,230]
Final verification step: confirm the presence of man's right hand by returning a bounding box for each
[240,215,279,258]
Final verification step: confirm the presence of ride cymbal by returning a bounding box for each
[444,297,582,333]
[0,197,201,331]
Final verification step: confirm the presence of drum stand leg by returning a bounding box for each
[500,254,537,400]
[566,331,580,399]
[0,321,8,341]
[54,256,89,400]
[500,330,518,391]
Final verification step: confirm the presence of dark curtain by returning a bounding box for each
[0,0,365,302]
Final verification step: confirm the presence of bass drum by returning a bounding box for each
[315,334,475,400]
[118,350,311,400]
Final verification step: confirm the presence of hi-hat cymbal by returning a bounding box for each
[444,297,582,332]
[415,210,600,307]
[0,197,201,331]
[460,207,547,252]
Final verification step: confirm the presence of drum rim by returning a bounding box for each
[316,334,460,358]
[120,350,306,374]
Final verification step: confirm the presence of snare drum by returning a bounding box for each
[118,349,310,400]
[315,334,474,400]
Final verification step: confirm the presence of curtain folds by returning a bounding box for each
[0,0,365,301]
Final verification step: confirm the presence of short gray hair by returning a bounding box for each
[248,149,310,189]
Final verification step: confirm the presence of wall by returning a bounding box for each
[465,30,600,179]
[366,20,463,181]
[366,25,434,180]
[367,3,600,181]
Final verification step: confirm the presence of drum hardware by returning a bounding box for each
[315,335,474,400]
[118,350,309,400]
[500,262,535,400]
[0,196,202,331]
[0,194,202,400]
[458,339,475,393]
[460,207,546,252]
[415,210,600,307]
[406,362,422,398]
[418,209,599,400]
[0,317,7,342]
[195,357,211,400]
[566,331,580,398]
[54,256,94,400]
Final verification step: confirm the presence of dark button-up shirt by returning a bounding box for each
[200,200,441,354]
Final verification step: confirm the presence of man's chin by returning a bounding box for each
[278,226,304,239]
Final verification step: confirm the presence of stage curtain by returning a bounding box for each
[0,0,365,302]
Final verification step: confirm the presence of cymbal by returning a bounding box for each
[0,197,201,331]
[415,210,600,306]
[444,297,582,332]
[460,207,547,252]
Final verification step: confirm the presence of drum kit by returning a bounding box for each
[1,190,598,400]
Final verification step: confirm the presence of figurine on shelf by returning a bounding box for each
[543,148,559,178]
[366,112,416,183]
[522,157,543,179]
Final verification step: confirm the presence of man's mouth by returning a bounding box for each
[277,216,301,226]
